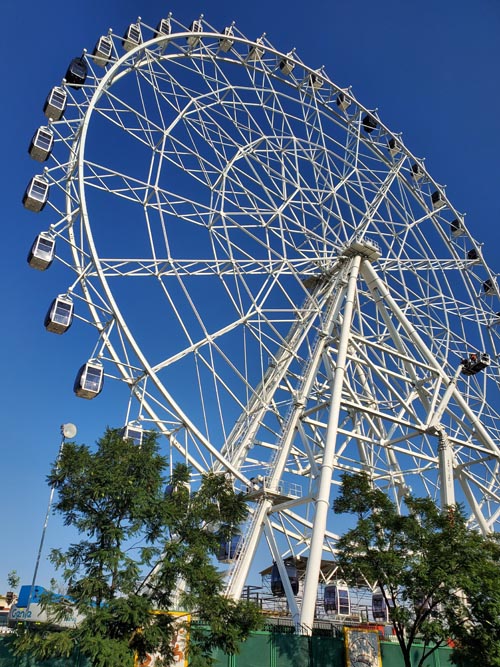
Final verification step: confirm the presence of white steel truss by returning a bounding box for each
[26,15,500,633]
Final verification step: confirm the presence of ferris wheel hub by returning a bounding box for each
[341,237,381,261]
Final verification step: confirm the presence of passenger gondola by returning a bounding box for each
[28,127,54,162]
[27,233,55,270]
[362,114,377,133]
[74,360,104,399]
[217,536,241,563]
[43,86,67,121]
[324,581,351,615]
[483,279,496,295]
[23,175,49,212]
[248,38,264,61]
[121,422,143,446]
[219,25,235,52]
[336,92,351,111]
[156,17,172,36]
[309,72,323,90]
[279,53,295,76]
[450,218,464,237]
[164,480,191,497]
[187,20,202,47]
[372,588,389,621]
[65,57,88,88]
[92,35,113,67]
[387,137,399,157]
[411,163,424,180]
[270,560,299,596]
[123,22,142,51]
[431,190,446,210]
[44,295,74,334]
[461,352,490,376]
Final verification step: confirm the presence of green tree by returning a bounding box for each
[333,472,500,667]
[142,462,262,667]
[12,427,261,667]
[7,570,20,592]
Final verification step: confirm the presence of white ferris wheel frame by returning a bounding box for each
[28,15,500,632]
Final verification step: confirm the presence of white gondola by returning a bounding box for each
[431,190,446,210]
[248,38,265,61]
[362,114,377,133]
[411,163,424,181]
[219,25,235,52]
[27,233,55,270]
[43,86,67,121]
[324,582,351,615]
[28,127,54,162]
[187,20,202,47]
[65,57,88,88]
[372,588,390,621]
[22,175,49,212]
[44,295,74,334]
[92,35,113,67]
[122,422,143,446]
[388,137,399,157]
[308,72,323,90]
[279,53,295,76]
[450,218,464,237]
[336,92,351,111]
[123,23,142,52]
[156,17,172,36]
[74,360,104,399]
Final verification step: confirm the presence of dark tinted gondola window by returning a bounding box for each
[52,90,66,106]
[86,367,102,390]
[37,131,52,150]
[32,182,48,199]
[54,302,72,323]
[38,238,53,253]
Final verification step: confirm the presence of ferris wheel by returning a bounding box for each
[25,14,500,631]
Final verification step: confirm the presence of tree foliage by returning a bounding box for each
[7,570,20,591]
[333,472,500,667]
[12,428,261,667]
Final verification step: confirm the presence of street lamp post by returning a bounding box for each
[26,424,77,612]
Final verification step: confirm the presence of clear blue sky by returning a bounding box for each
[2,0,500,592]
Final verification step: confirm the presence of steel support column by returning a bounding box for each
[299,253,362,632]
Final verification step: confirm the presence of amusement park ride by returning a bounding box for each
[22,14,500,634]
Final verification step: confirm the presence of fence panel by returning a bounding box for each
[233,633,272,667]
[311,636,344,667]
[273,634,310,667]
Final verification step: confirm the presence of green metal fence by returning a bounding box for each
[207,632,456,667]
[379,641,455,667]
[0,632,460,667]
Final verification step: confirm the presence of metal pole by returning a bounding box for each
[299,254,362,632]
[437,429,456,508]
[27,424,76,612]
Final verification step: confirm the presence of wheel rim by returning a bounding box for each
[30,16,500,624]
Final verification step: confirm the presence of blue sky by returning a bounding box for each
[2,0,500,593]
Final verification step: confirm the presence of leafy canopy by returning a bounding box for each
[12,427,261,667]
[333,472,500,667]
